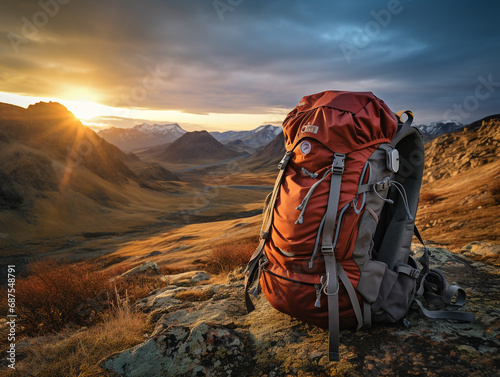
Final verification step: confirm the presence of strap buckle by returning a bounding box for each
[321,245,334,255]
[332,153,345,174]
[278,151,293,170]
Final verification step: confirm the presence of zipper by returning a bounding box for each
[262,268,317,286]
[263,268,327,308]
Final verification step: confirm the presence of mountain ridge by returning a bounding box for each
[98,123,187,152]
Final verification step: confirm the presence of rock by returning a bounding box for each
[119,261,161,279]
[100,323,254,377]
[101,245,500,377]
[460,241,500,266]
[166,271,211,286]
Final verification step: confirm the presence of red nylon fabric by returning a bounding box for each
[283,90,397,153]
[260,90,398,329]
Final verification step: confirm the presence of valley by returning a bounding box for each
[0,102,498,278]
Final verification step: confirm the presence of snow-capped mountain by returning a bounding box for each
[98,123,187,151]
[211,124,282,149]
[416,120,464,142]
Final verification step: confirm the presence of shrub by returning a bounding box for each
[15,258,112,335]
[14,295,149,377]
[112,273,166,304]
[206,242,256,275]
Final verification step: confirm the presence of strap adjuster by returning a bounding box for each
[321,245,334,255]
[278,151,293,170]
[332,153,345,174]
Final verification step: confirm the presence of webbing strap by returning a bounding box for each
[338,264,363,330]
[413,299,475,322]
[391,110,414,146]
[260,151,293,239]
[244,151,292,313]
[321,153,345,362]
[363,300,372,327]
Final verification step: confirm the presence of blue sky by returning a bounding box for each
[0,0,498,130]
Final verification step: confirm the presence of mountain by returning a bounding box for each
[416,114,500,251]
[0,102,178,244]
[154,130,244,164]
[224,139,256,154]
[98,123,187,151]
[243,131,286,172]
[211,124,282,148]
[416,120,463,142]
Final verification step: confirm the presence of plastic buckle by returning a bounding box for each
[278,151,292,170]
[409,269,420,279]
[332,153,345,174]
[321,245,334,255]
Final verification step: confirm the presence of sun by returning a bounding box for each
[60,99,113,121]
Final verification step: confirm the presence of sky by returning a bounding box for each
[0,0,499,131]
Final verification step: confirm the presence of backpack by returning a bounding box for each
[244,90,474,361]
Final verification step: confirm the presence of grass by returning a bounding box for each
[2,294,150,377]
[206,241,257,275]
[13,259,113,335]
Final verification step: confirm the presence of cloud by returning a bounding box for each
[0,0,499,123]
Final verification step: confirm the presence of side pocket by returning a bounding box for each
[352,209,378,271]
[357,260,387,304]
[370,262,417,323]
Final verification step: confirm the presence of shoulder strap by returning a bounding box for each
[244,150,293,312]
[391,110,414,146]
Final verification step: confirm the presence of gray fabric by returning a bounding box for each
[352,210,378,271]
[371,264,417,323]
[357,260,387,304]
[375,127,425,268]
[363,300,372,327]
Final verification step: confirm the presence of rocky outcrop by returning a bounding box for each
[100,246,499,377]
[423,116,500,183]
[119,261,162,279]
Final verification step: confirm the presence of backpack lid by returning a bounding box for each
[283,90,398,153]
[294,90,377,115]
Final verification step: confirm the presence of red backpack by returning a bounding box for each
[244,90,474,361]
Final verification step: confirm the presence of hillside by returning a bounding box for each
[242,131,286,172]
[416,115,500,252]
[153,130,243,164]
[0,102,180,249]
[98,123,186,151]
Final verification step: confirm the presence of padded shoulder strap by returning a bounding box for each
[244,150,293,312]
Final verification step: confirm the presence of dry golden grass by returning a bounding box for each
[417,159,500,255]
[3,297,149,377]
[206,242,256,275]
[15,259,113,335]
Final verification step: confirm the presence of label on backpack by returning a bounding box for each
[300,140,312,155]
[301,124,319,134]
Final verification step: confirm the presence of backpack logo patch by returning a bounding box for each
[300,140,312,155]
[301,124,319,134]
